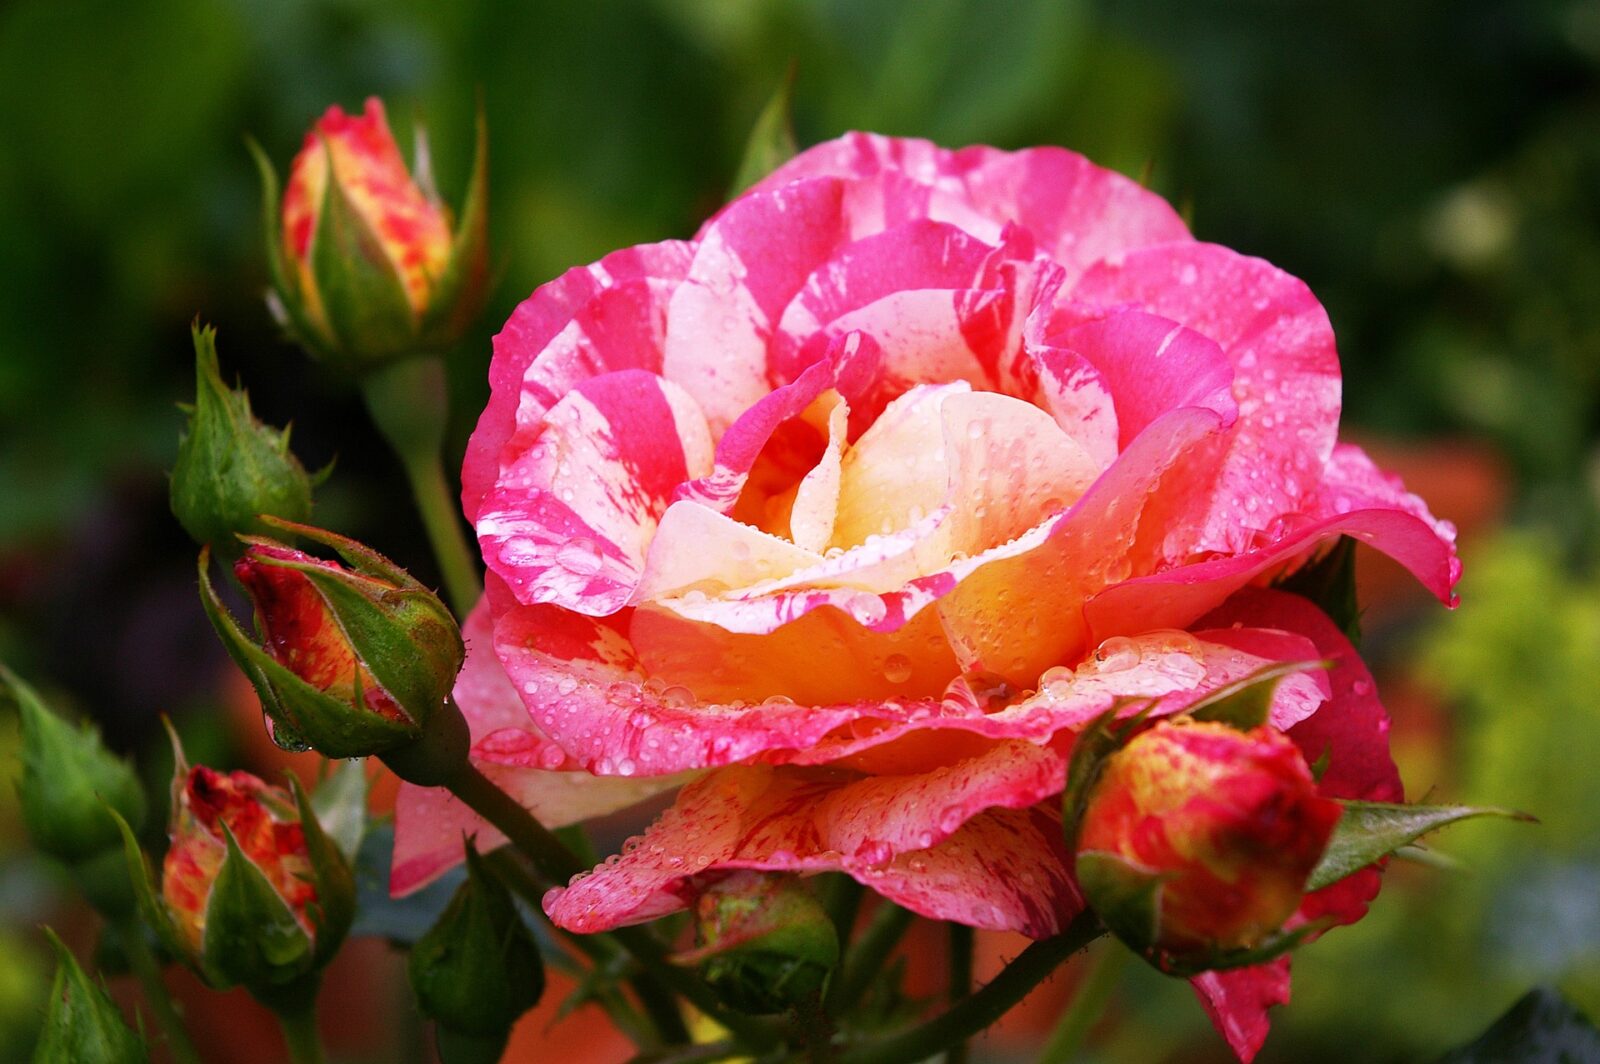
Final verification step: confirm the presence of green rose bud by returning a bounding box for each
[680,872,839,1014]
[409,844,543,1063]
[170,324,316,559]
[5,666,145,866]
[199,520,465,763]
[33,929,149,1064]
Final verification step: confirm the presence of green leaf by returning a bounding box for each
[729,64,799,197]
[33,929,149,1064]
[1308,800,1532,892]
[201,822,313,989]
[310,759,369,863]
[1276,535,1362,646]
[1186,659,1328,731]
[309,146,418,365]
[1435,987,1600,1063]
[5,663,147,864]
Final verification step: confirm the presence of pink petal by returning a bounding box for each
[464,241,693,522]
[475,370,714,614]
[1190,962,1292,1063]
[391,605,682,895]
[543,751,1081,938]
[1073,242,1341,557]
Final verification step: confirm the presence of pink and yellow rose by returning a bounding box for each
[393,133,1457,1059]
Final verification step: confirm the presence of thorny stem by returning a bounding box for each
[837,913,1105,1064]
[946,923,975,1064]
[115,920,203,1064]
[1035,941,1129,1064]
[826,902,914,1015]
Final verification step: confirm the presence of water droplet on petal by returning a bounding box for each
[881,653,913,684]
[1092,636,1141,673]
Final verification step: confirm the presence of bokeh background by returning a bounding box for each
[2,0,1598,1060]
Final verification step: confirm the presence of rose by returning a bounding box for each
[1073,719,1343,958]
[393,133,1457,1059]
[262,96,488,369]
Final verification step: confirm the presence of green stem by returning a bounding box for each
[115,921,203,1064]
[1035,942,1128,1064]
[360,356,480,617]
[821,874,864,944]
[272,995,327,1064]
[838,914,1104,1064]
[826,902,914,1015]
[946,923,974,1064]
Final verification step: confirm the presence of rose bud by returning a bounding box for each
[409,843,543,1062]
[6,665,146,868]
[170,324,317,559]
[198,520,465,760]
[676,871,840,1014]
[254,96,488,372]
[1074,719,1342,964]
[155,761,353,992]
[35,928,150,1064]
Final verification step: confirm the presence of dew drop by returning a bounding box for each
[557,537,604,575]
[1092,636,1141,673]
[881,653,913,684]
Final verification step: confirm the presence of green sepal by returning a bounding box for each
[1145,918,1334,977]
[198,549,419,757]
[420,100,490,348]
[1307,800,1533,892]
[729,63,799,198]
[287,773,355,968]
[310,141,419,365]
[201,820,314,990]
[5,664,146,864]
[170,323,315,557]
[680,872,840,1014]
[311,758,369,863]
[105,806,188,966]
[33,928,150,1064]
[248,139,334,356]
[1074,850,1163,951]
[1186,660,1329,731]
[409,843,544,1037]
[1061,700,1155,849]
[1275,536,1362,646]
[242,541,461,731]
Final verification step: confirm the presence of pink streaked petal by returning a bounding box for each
[1310,443,1461,568]
[1082,504,1459,647]
[542,759,1082,939]
[1190,962,1292,1063]
[633,502,822,603]
[389,605,683,896]
[663,178,852,432]
[464,241,693,521]
[1074,242,1341,557]
[476,370,714,614]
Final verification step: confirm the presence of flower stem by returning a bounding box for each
[826,902,914,1015]
[837,913,1104,1064]
[946,923,974,1064]
[360,356,480,616]
[114,920,202,1064]
[268,989,327,1064]
[1036,941,1128,1064]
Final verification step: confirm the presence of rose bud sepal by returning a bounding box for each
[6,665,146,868]
[408,842,543,1063]
[676,871,840,1014]
[169,324,319,560]
[199,519,465,761]
[34,928,150,1064]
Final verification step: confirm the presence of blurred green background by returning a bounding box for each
[1,0,1597,1060]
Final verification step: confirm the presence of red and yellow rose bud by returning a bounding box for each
[256,96,488,372]
[199,521,464,760]
[678,871,840,1014]
[153,760,352,992]
[1074,720,1342,961]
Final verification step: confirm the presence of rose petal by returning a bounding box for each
[476,370,714,614]
[542,749,1081,938]
[464,241,693,521]
[1190,962,1292,1063]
